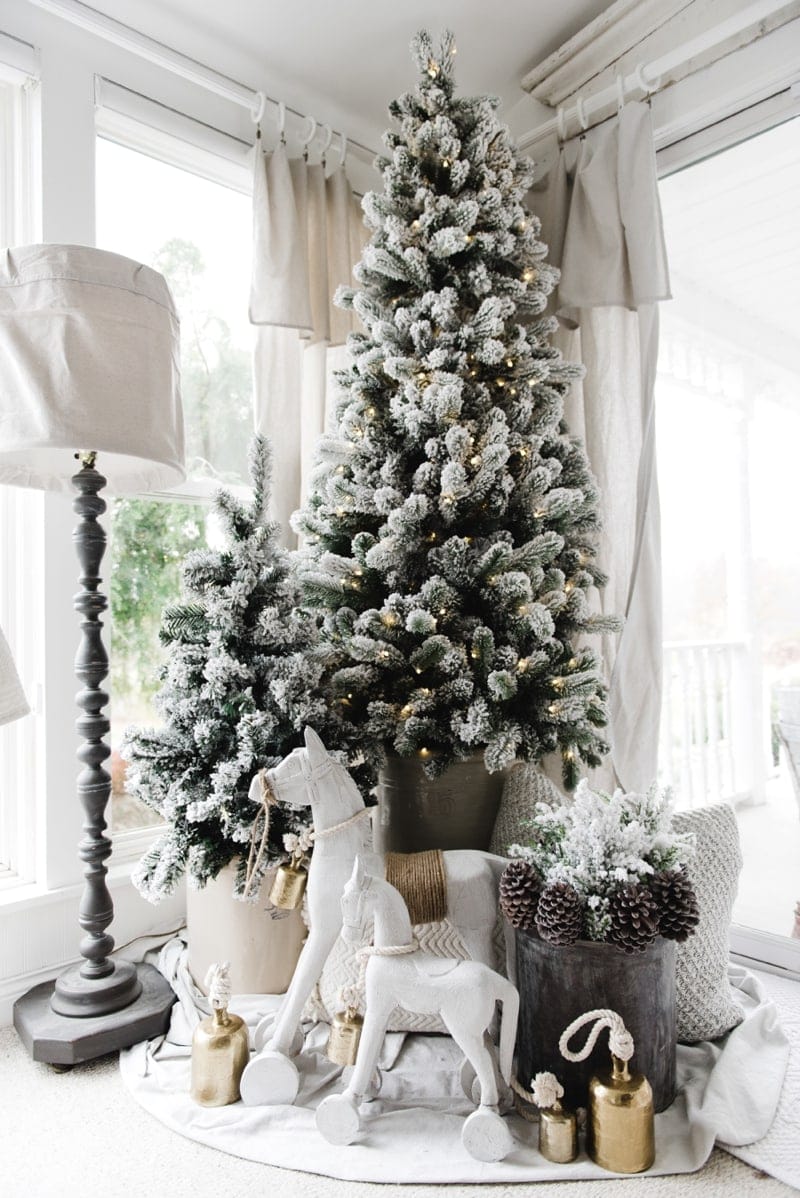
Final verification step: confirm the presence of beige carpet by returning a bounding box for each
[0,1021,793,1198]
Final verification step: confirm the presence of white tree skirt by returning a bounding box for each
[119,942,790,1186]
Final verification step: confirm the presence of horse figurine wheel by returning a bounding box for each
[315,857,520,1163]
[239,727,509,1108]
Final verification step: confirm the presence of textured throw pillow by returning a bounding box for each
[672,803,745,1043]
[489,762,563,855]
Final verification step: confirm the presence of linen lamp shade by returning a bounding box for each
[0,243,184,492]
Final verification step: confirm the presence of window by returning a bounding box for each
[94,122,254,834]
[656,114,800,950]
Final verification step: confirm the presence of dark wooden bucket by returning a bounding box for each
[374,755,505,853]
[515,929,677,1112]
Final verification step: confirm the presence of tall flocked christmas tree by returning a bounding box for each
[123,436,360,902]
[295,31,618,787]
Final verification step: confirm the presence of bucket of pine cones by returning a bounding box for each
[499,780,700,1113]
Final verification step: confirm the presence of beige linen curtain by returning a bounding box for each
[529,101,671,793]
[250,141,368,542]
[0,623,29,726]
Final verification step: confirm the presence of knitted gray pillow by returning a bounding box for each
[672,803,745,1043]
[490,762,563,855]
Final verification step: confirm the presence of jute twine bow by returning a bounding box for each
[559,1008,635,1063]
[243,770,280,898]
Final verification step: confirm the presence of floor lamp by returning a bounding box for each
[0,244,185,1065]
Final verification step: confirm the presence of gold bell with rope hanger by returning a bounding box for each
[269,849,308,910]
[528,1071,577,1163]
[327,985,363,1066]
[559,1007,655,1174]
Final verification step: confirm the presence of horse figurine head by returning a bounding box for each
[340,856,374,944]
[254,726,333,811]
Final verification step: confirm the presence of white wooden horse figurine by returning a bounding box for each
[240,727,509,1107]
[315,857,519,1162]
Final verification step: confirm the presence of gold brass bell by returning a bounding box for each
[539,1100,578,1163]
[588,1054,655,1174]
[327,1007,363,1066]
[269,854,308,910]
[191,1003,249,1106]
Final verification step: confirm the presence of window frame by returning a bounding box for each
[94,98,254,860]
[656,94,800,979]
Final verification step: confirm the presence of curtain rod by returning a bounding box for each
[518,0,796,148]
[27,0,379,161]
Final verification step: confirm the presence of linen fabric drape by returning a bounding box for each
[529,101,671,793]
[0,623,28,726]
[250,142,367,541]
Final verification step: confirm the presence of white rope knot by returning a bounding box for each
[337,983,362,1018]
[559,1008,635,1064]
[205,961,232,1011]
[531,1071,564,1110]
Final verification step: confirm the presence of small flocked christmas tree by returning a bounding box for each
[295,31,617,786]
[123,436,359,902]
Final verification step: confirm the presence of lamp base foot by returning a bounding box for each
[52,958,142,1017]
[13,963,175,1066]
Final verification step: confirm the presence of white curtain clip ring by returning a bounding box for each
[301,116,317,158]
[250,91,266,126]
[338,132,348,168]
[616,74,625,114]
[321,123,333,159]
[576,95,588,132]
[277,99,287,143]
[556,105,567,143]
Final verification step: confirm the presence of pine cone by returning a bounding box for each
[535,882,583,945]
[650,869,700,942]
[607,882,659,954]
[499,860,541,931]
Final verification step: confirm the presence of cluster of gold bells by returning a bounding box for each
[515,1054,655,1174]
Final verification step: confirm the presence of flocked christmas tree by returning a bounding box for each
[295,30,618,787]
[123,436,360,902]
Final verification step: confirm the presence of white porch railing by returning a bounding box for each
[659,640,755,808]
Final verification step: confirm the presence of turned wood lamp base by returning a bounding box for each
[13,963,175,1067]
[15,457,176,1066]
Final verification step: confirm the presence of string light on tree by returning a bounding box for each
[293,29,615,786]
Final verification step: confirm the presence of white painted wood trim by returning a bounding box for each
[521,0,693,102]
[731,925,800,979]
[0,29,39,82]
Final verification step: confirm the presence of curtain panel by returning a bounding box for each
[250,141,368,542]
[529,101,671,793]
[0,622,28,726]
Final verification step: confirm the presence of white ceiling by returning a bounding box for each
[80,0,615,149]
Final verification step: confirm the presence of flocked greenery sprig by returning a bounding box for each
[503,781,700,952]
[122,436,368,902]
[293,29,619,786]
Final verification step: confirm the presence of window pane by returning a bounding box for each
[96,131,252,831]
[656,116,800,940]
[109,497,207,831]
[95,136,253,486]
